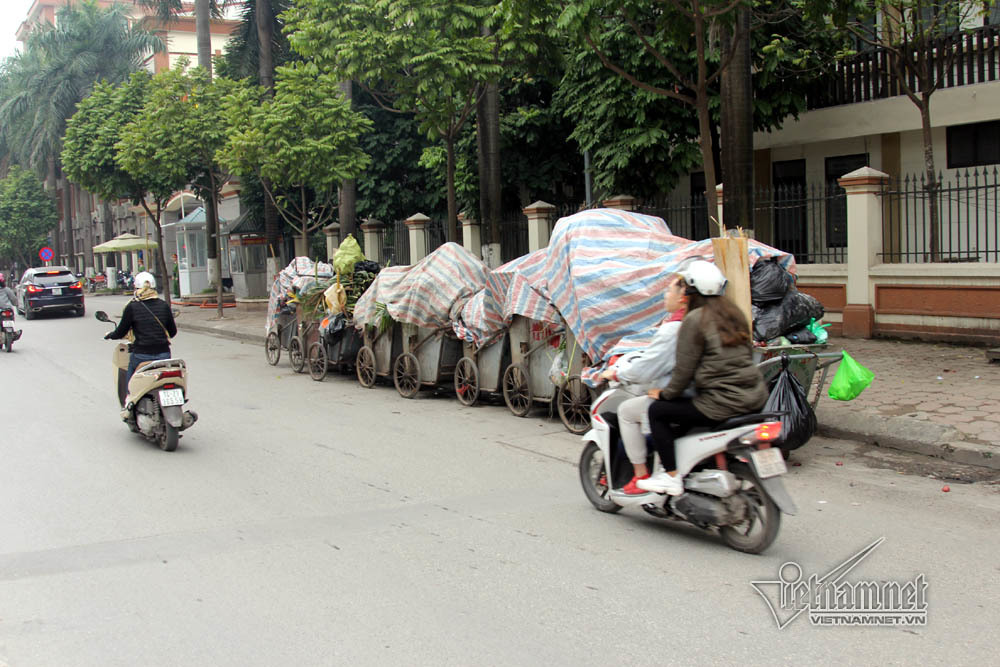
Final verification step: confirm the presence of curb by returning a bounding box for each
[176,321,265,345]
[816,406,1000,471]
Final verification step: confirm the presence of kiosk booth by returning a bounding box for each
[227,212,270,299]
[162,207,231,297]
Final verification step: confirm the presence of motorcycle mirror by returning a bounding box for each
[95,311,109,322]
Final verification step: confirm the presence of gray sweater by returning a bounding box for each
[658,307,768,421]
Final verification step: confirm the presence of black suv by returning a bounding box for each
[16,267,85,319]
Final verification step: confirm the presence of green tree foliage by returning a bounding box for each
[62,72,178,297]
[285,0,503,240]
[218,62,372,252]
[216,0,296,85]
[0,167,58,268]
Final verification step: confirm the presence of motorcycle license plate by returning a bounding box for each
[750,448,787,478]
[1,320,12,329]
[51,287,62,295]
[158,388,185,407]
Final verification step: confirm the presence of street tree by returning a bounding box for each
[0,167,59,270]
[217,62,372,257]
[286,0,503,242]
[831,0,995,260]
[62,73,177,299]
[117,61,239,316]
[0,0,162,263]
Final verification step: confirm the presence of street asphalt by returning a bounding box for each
[1,299,997,665]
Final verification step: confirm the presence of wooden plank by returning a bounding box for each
[711,237,752,338]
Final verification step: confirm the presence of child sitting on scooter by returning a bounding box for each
[599,273,688,495]
[638,260,767,495]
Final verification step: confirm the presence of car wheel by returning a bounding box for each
[77,306,85,317]
[24,306,34,321]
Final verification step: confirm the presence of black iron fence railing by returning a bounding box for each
[807,24,1000,110]
[881,167,1000,263]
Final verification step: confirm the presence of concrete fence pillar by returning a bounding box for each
[839,166,888,338]
[360,218,384,263]
[602,194,636,211]
[323,222,340,263]
[524,200,556,252]
[458,212,482,259]
[406,212,430,264]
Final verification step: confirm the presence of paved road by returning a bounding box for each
[1,299,998,666]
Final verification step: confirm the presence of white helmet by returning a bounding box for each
[134,271,156,290]
[678,259,727,296]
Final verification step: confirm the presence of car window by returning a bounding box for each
[33,271,75,286]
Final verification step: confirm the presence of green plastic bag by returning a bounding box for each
[333,234,365,276]
[806,317,830,344]
[828,351,874,401]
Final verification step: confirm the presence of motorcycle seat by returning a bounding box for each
[709,411,786,432]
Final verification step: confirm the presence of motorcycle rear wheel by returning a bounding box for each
[578,441,622,514]
[4,332,11,353]
[719,462,781,554]
[159,424,178,452]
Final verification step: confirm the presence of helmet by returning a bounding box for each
[678,259,727,296]
[133,271,156,290]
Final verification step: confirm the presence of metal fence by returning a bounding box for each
[881,167,1000,263]
[500,213,529,263]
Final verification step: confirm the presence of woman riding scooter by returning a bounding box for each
[104,272,177,380]
[638,260,768,495]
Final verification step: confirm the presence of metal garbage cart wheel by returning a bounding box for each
[265,332,281,366]
[308,342,329,382]
[557,375,593,435]
[502,363,532,417]
[454,356,479,406]
[356,345,377,387]
[289,336,306,373]
[393,352,421,398]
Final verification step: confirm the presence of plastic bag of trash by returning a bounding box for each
[828,351,874,401]
[750,258,795,305]
[806,317,830,344]
[753,302,784,341]
[548,349,569,386]
[781,290,825,332]
[785,327,817,345]
[763,356,817,451]
[333,235,365,276]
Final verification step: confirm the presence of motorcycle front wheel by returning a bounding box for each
[578,441,622,514]
[719,462,781,554]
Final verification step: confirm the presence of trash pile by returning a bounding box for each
[749,259,827,345]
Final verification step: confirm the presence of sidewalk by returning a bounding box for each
[169,301,1000,470]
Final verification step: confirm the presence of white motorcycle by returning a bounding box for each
[2,307,20,353]
[96,310,198,451]
[578,386,797,554]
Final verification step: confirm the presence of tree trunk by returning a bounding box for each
[920,93,940,261]
[205,178,223,318]
[59,175,72,266]
[102,201,115,267]
[47,158,59,259]
[196,0,212,76]
[720,8,754,232]
[485,80,502,245]
[338,80,357,242]
[257,0,281,278]
[446,135,458,242]
[476,93,489,234]
[694,16,719,231]
[141,200,171,303]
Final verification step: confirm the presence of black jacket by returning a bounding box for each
[107,298,177,354]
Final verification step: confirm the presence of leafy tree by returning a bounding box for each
[218,62,372,256]
[117,61,239,315]
[0,0,162,262]
[0,167,58,269]
[63,72,177,299]
[286,0,503,241]
[831,0,995,260]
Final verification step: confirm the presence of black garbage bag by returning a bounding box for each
[750,259,794,305]
[355,260,381,275]
[785,327,817,345]
[753,289,825,342]
[781,289,825,332]
[753,303,784,342]
[763,356,817,451]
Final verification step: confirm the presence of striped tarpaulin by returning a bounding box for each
[536,209,796,385]
[353,242,489,330]
[453,249,561,346]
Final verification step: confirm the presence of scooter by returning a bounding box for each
[578,385,797,554]
[95,310,198,451]
[1,308,21,353]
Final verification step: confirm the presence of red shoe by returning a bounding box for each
[622,474,652,495]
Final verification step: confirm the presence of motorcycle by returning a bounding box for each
[87,273,107,293]
[2,308,21,353]
[116,269,134,292]
[578,385,797,554]
[95,310,198,451]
